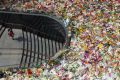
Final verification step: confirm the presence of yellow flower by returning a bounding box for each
[78,27,83,33]
[97,43,103,49]
[83,45,88,50]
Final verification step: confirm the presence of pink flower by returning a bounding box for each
[117,0,120,3]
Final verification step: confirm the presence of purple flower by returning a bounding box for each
[69,0,73,3]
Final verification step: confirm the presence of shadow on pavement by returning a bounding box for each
[14,36,30,42]
[13,36,23,42]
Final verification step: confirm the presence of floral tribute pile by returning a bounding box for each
[0,0,120,80]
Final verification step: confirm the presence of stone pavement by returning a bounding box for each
[0,28,23,67]
[0,26,64,68]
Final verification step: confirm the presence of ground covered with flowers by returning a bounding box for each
[0,0,120,80]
